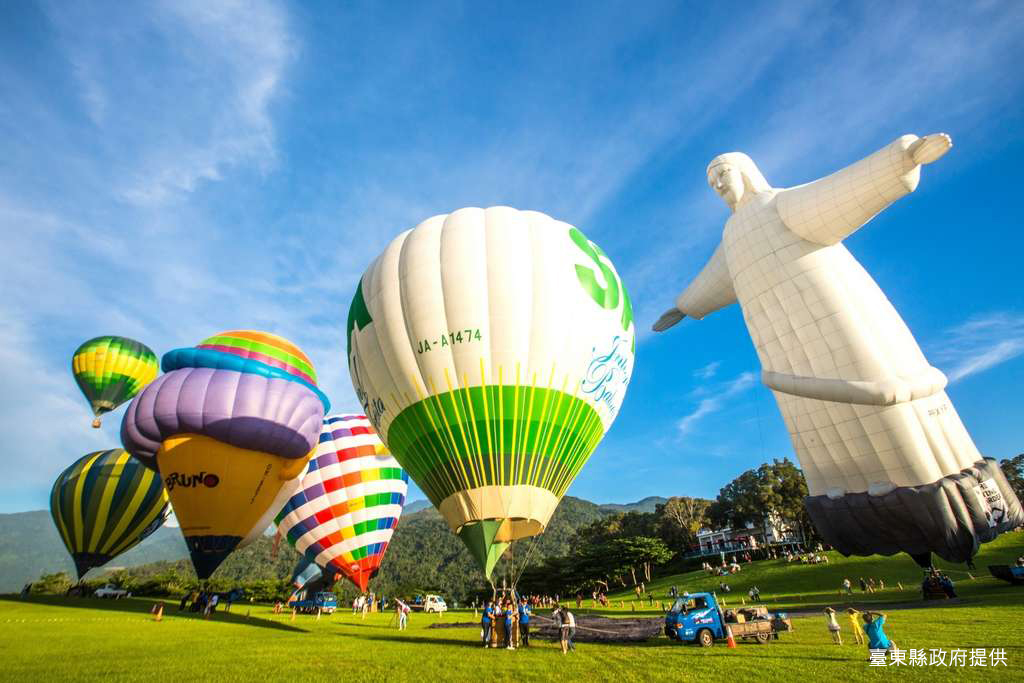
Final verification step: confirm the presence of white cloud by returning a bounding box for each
[933,312,1024,383]
[693,361,721,380]
[677,371,757,436]
[627,2,1024,337]
[43,0,294,205]
[0,316,111,500]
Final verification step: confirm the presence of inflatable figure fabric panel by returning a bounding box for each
[654,134,1023,564]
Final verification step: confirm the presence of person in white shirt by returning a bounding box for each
[824,607,842,645]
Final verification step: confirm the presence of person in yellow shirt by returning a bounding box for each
[846,608,865,645]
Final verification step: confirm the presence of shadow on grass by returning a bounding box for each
[345,631,483,648]
[0,595,308,633]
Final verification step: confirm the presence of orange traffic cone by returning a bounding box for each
[725,625,737,649]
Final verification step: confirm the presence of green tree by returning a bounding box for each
[655,497,710,552]
[1000,454,1024,502]
[32,571,72,595]
[708,459,818,544]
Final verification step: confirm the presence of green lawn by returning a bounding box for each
[2,533,1023,682]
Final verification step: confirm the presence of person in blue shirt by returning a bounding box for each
[862,611,894,653]
[481,601,494,648]
[503,601,515,649]
[518,597,532,647]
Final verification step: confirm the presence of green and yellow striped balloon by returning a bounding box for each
[72,336,158,428]
[50,449,170,579]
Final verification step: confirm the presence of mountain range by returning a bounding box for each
[0,496,666,593]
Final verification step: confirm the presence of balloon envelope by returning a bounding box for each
[50,449,170,579]
[346,207,634,576]
[121,330,325,578]
[72,336,158,427]
[276,414,409,592]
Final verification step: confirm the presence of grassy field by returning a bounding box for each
[2,534,1023,682]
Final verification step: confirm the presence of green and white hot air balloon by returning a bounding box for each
[346,206,635,577]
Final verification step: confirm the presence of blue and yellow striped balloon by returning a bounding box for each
[275,415,408,591]
[50,449,170,578]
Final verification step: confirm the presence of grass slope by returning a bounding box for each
[2,534,1022,681]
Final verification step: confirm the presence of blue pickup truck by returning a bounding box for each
[664,592,791,647]
[291,591,338,615]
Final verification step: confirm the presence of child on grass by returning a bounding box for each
[824,607,842,645]
[846,608,865,645]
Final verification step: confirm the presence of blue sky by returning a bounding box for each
[1,1,1022,513]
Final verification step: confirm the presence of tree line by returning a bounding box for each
[519,458,816,597]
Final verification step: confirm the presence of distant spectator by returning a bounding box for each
[863,611,895,655]
[842,578,852,597]
[503,601,515,649]
[518,597,531,647]
[939,574,957,598]
[396,599,410,630]
[481,600,494,648]
[824,607,842,645]
[846,608,865,645]
[565,607,577,651]
[556,607,570,654]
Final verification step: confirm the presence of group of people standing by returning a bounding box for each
[178,590,221,617]
[824,607,893,656]
[480,597,533,650]
[841,577,887,596]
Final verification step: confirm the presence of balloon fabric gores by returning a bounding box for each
[72,336,158,428]
[50,449,170,579]
[121,330,326,579]
[276,415,408,592]
[346,207,635,577]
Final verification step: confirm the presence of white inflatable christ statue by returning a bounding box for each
[655,133,1022,564]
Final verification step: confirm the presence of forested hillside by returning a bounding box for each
[3,496,642,596]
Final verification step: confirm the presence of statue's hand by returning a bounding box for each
[909,133,952,165]
[652,308,686,332]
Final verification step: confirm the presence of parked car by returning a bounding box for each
[94,584,130,599]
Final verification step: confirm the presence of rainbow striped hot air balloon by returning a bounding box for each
[72,336,158,428]
[276,415,409,592]
[50,449,170,579]
[121,330,328,579]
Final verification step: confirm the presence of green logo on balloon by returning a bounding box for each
[569,226,634,334]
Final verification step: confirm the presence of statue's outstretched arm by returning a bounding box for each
[776,133,952,246]
[652,242,735,331]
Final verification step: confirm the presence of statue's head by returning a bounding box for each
[706,152,770,210]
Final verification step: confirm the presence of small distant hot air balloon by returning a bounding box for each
[120,330,328,579]
[50,449,170,579]
[276,414,409,592]
[346,207,635,578]
[72,336,158,428]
